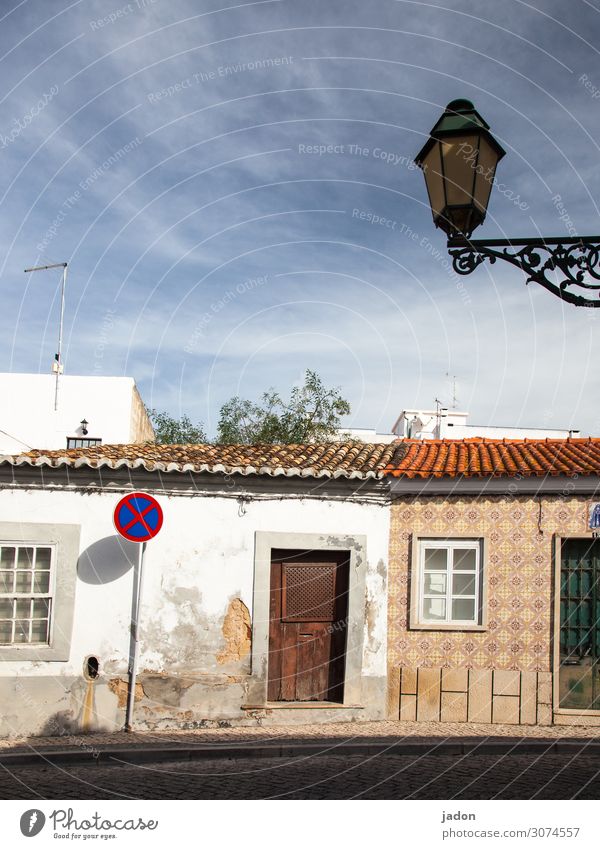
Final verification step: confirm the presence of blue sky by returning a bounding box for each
[2,0,600,436]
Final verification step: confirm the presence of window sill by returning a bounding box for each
[409,622,487,632]
[0,645,69,661]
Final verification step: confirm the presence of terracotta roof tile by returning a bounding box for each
[4,437,600,480]
[4,441,407,480]
[383,437,600,478]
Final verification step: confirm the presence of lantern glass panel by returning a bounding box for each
[440,134,479,206]
[421,142,445,219]
[473,135,499,214]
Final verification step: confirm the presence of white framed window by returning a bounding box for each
[0,544,55,645]
[0,522,79,661]
[66,437,101,449]
[413,538,485,629]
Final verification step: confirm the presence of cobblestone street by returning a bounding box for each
[2,719,600,752]
[1,749,599,800]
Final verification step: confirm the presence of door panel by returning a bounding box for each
[559,539,600,710]
[280,622,298,701]
[268,551,349,702]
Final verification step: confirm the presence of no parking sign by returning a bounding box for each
[113,492,163,542]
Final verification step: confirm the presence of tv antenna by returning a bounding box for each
[23,262,68,411]
[446,372,458,409]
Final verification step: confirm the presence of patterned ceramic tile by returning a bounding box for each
[388,495,592,672]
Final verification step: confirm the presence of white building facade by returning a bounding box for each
[0,373,154,455]
[391,407,580,441]
[0,444,392,737]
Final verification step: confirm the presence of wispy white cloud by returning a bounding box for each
[1,0,599,436]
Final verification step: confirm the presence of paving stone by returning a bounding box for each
[538,704,553,726]
[520,671,538,725]
[440,692,468,723]
[399,694,416,721]
[416,668,441,722]
[441,668,468,693]
[537,672,553,706]
[400,668,417,695]
[493,670,520,697]
[387,667,400,719]
[468,669,492,723]
[492,695,520,725]
[1,716,599,756]
[0,751,598,800]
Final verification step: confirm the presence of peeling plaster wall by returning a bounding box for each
[0,479,389,736]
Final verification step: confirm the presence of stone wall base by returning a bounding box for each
[387,667,553,725]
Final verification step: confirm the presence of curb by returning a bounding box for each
[1,738,599,767]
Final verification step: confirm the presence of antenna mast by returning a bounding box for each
[445,371,459,409]
[24,262,68,411]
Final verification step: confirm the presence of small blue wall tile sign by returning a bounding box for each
[589,502,600,535]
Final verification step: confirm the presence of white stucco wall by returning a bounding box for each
[391,408,578,440]
[0,373,152,453]
[0,484,389,686]
[444,424,575,439]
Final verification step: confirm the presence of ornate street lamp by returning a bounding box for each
[415,99,600,307]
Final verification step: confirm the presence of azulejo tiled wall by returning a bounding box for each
[388,495,590,673]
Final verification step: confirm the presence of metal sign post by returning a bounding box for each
[113,492,164,732]
[125,541,147,732]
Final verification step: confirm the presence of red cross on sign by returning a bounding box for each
[113,492,163,542]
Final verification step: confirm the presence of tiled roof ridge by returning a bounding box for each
[3,440,402,481]
[382,436,600,479]
[3,437,600,480]
[387,436,600,444]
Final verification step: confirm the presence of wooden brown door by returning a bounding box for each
[268,550,349,702]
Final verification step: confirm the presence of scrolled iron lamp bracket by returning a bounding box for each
[447,235,600,307]
[415,99,600,308]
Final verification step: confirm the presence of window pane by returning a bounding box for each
[424,573,447,595]
[453,573,476,596]
[424,548,447,571]
[33,572,50,593]
[17,548,34,569]
[0,547,15,569]
[32,599,49,618]
[35,548,52,570]
[453,549,476,571]
[423,597,446,620]
[0,621,12,643]
[0,571,14,593]
[13,620,30,643]
[15,599,31,618]
[0,600,13,618]
[451,598,476,621]
[15,571,32,593]
[30,619,49,643]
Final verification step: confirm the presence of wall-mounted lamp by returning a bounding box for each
[415,99,600,307]
[80,418,89,435]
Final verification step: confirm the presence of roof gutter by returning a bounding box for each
[389,474,600,497]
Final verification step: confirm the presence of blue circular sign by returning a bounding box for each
[113,492,163,542]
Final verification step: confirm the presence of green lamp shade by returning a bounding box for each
[415,100,506,238]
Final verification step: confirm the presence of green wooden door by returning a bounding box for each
[559,539,600,710]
